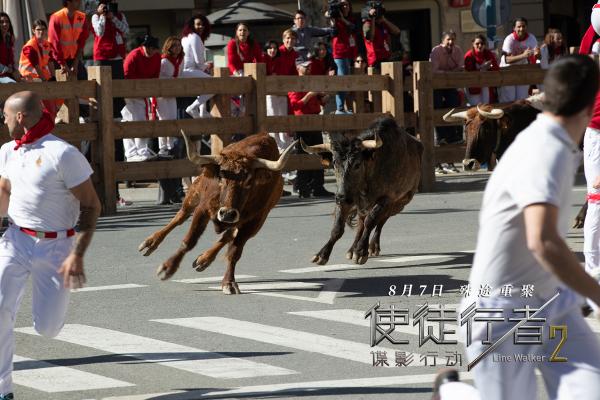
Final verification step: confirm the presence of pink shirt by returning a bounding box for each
[429,44,463,73]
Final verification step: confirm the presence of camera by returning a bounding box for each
[107,2,118,14]
[362,0,385,19]
[327,0,342,19]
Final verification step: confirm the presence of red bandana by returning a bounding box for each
[14,110,54,150]
[512,31,529,42]
[473,49,486,65]
[162,54,183,78]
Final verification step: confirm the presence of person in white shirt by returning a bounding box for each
[498,17,540,102]
[0,91,101,400]
[464,55,600,400]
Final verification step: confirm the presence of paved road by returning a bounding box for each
[10,172,589,400]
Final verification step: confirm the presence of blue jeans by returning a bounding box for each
[334,58,352,111]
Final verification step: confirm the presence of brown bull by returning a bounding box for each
[138,131,296,294]
[302,117,423,265]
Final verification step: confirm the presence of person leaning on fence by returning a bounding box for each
[289,60,334,199]
[292,9,335,63]
[0,13,17,81]
[463,34,499,106]
[181,14,214,119]
[48,0,90,80]
[540,28,567,70]
[226,22,263,77]
[498,17,540,102]
[361,3,400,70]
[121,35,161,162]
[430,30,464,148]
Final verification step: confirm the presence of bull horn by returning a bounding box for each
[442,108,469,122]
[300,139,332,154]
[476,105,504,119]
[180,129,219,165]
[360,132,383,149]
[252,139,298,171]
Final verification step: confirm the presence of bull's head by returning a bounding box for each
[443,105,504,171]
[181,130,295,225]
[301,132,382,205]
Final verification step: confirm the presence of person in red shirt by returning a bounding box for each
[0,12,16,81]
[463,34,499,105]
[362,5,400,70]
[121,35,161,162]
[309,41,336,76]
[288,61,334,199]
[48,0,90,80]
[226,22,263,76]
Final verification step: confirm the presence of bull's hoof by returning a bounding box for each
[193,253,214,272]
[368,245,380,257]
[222,282,241,295]
[346,250,354,260]
[138,237,158,257]
[356,255,369,265]
[311,254,329,265]
[156,263,175,281]
[573,217,585,229]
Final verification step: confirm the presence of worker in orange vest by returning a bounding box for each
[48,0,90,79]
[19,19,55,82]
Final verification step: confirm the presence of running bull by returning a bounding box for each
[302,117,423,265]
[443,95,588,228]
[138,131,296,294]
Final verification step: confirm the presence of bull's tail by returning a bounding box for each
[346,209,358,228]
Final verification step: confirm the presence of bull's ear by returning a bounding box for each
[253,169,273,185]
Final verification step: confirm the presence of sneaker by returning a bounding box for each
[312,187,335,198]
[334,110,352,115]
[0,393,14,400]
[117,197,132,207]
[435,164,447,175]
[126,154,149,162]
[436,138,448,146]
[442,163,460,174]
[186,103,201,119]
[139,148,159,161]
[157,150,174,160]
[282,189,292,197]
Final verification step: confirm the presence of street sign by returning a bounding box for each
[471,0,511,28]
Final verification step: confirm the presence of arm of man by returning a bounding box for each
[0,177,11,216]
[524,203,600,306]
[58,178,101,289]
[381,17,400,36]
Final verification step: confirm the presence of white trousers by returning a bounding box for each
[181,68,214,109]
[466,89,490,106]
[584,128,600,284]
[464,290,600,400]
[121,98,151,160]
[498,85,529,102]
[266,95,293,152]
[0,228,74,394]
[156,97,177,152]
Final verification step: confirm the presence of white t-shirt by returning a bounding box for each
[182,33,208,73]
[0,134,93,232]
[500,33,538,67]
[468,114,581,299]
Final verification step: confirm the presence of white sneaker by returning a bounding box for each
[127,154,148,162]
[186,103,201,119]
[139,148,158,161]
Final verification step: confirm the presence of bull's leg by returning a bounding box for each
[138,197,200,256]
[573,201,588,229]
[193,228,237,272]
[346,215,365,261]
[368,216,390,257]
[312,204,351,265]
[354,202,387,265]
[156,207,210,280]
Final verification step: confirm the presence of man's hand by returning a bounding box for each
[593,175,600,189]
[58,253,86,289]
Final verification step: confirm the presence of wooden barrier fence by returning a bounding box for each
[0,61,547,214]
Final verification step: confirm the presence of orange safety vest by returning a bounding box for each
[52,8,86,60]
[19,37,52,81]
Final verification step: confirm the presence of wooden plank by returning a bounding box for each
[381,62,404,127]
[404,112,417,128]
[115,159,198,181]
[282,154,324,172]
[413,61,435,192]
[0,123,97,143]
[244,62,267,133]
[112,117,254,139]
[368,67,382,112]
[111,76,252,98]
[353,67,365,114]
[0,80,96,101]
[431,67,546,89]
[210,67,234,155]
[56,70,80,124]
[88,66,117,215]
[266,74,390,93]
[434,145,466,164]
[265,113,388,132]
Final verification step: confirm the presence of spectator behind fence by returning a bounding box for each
[498,17,540,102]
[311,41,336,76]
[361,2,400,70]
[292,9,335,62]
[540,28,567,70]
[464,34,499,105]
[49,0,90,80]
[121,35,161,162]
[0,12,17,81]
[289,60,334,199]
[181,14,214,119]
[327,0,360,114]
[226,22,263,77]
[430,30,464,147]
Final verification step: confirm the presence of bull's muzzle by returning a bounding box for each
[217,207,240,224]
[335,193,352,205]
[462,158,480,171]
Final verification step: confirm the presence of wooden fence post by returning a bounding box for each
[368,66,382,113]
[55,70,80,124]
[413,61,435,192]
[244,63,267,134]
[353,67,365,114]
[87,66,116,215]
[210,67,233,155]
[380,62,404,127]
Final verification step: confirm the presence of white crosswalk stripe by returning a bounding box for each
[15,324,295,379]
[12,355,134,392]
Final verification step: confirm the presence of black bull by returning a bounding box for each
[301,117,423,265]
[443,100,587,228]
